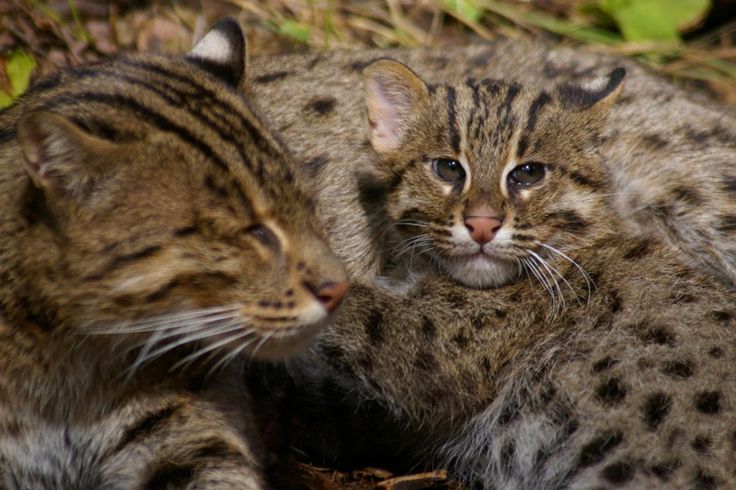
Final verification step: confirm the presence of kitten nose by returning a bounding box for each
[304,280,350,313]
[465,216,503,245]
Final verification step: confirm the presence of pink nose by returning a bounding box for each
[464,216,503,245]
[305,280,350,313]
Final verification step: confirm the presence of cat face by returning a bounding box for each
[364,60,623,288]
[11,20,347,362]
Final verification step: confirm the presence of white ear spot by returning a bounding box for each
[190,30,232,64]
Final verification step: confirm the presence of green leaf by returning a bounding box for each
[0,50,37,109]
[442,0,483,23]
[278,20,312,43]
[598,0,710,42]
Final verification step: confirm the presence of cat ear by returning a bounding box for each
[557,67,626,115]
[363,59,430,153]
[187,17,247,88]
[17,111,116,198]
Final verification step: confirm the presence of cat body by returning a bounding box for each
[249,45,736,488]
[0,19,347,489]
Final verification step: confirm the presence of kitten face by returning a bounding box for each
[364,61,623,288]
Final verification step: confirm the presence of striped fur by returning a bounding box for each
[0,19,345,489]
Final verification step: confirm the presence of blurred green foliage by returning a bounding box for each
[0,50,37,109]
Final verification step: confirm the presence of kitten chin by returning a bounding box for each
[440,255,520,289]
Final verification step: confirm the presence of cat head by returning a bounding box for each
[363,59,624,288]
[9,18,347,362]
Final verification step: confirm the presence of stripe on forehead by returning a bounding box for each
[517,91,552,157]
[447,85,460,153]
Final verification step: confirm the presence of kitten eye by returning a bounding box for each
[245,224,281,253]
[508,162,546,187]
[432,158,466,184]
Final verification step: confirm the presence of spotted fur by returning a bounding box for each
[0,19,346,489]
[251,53,736,488]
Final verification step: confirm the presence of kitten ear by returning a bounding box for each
[557,67,626,115]
[17,111,116,198]
[363,59,430,153]
[187,17,247,88]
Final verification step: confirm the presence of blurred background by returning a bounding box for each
[2,0,736,108]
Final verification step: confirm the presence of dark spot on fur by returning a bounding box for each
[481,356,494,373]
[692,435,711,454]
[577,431,623,468]
[446,291,467,309]
[173,225,197,237]
[498,400,521,426]
[641,133,669,149]
[671,185,702,206]
[693,469,718,490]
[304,154,329,176]
[623,240,651,260]
[420,316,437,340]
[643,392,672,430]
[638,325,676,346]
[253,71,292,83]
[305,96,337,115]
[500,439,515,474]
[544,209,589,233]
[364,310,385,345]
[602,461,634,484]
[495,308,507,319]
[662,359,694,379]
[320,342,346,368]
[595,378,627,405]
[472,314,486,330]
[452,331,469,348]
[709,310,733,324]
[650,459,680,480]
[592,356,618,373]
[715,214,736,233]
[414,351,438,371]
[609,291,623,313]
[695,391,721,414]
[722,175,736,194]
[470,50,493,67]
[708,346,724,358]
[143,463,195,490]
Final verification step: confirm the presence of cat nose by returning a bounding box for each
[304,280,350,313]
[465,216,503,245]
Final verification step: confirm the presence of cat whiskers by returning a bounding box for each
[537,242,595,301]
[81,305,259,379]
[521,256,562,316]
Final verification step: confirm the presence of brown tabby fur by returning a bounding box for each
[0,19,346,489]
[249,47,736,489]
[251,40,736,288]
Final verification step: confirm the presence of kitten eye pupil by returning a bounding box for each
[508,162,546,187]
[432,158,466,183]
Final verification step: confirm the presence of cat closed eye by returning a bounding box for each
[432,158,466,184]
[508,162,546,187]
[245,224,281,253]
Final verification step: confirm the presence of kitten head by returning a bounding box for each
[9,19,347,362]
[364,59,624,288]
